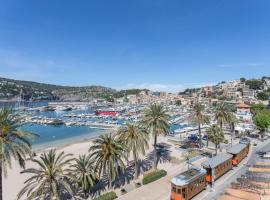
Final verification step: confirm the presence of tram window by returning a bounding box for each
[172,186,176,192]
[177,188,181,194]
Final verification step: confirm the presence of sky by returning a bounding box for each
[0,0,269,92]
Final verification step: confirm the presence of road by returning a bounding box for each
[193,139,270,200]
[119,139,270,200]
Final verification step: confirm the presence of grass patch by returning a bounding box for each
[93,191,117,200]
[142,169,167,185]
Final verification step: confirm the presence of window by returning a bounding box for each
[177,188,181,194]
[172,186,176,192]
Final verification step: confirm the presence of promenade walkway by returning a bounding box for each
[117,162,187,200]
[117,138,266,200]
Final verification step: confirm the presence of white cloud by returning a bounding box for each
[116,82,215,93]
[218,63,263,68]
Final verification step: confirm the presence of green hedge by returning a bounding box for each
[93,191,117,200]
[142,169,167,185]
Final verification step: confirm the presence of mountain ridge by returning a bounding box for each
[0,77,144,101]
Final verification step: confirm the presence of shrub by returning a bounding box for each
[93,191,117,200]
[224,139,228,144]
[142,169,167,185]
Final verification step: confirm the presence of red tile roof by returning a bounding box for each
[237,102,250,108]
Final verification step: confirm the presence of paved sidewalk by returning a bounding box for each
[117,162,187,200]
[117,139,268,200]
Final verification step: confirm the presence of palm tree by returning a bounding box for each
[189,102,210,148]
[89,134,126,189]
[17,149,74,200]
[69,154,98,199]
[214,103,230,129]
[183,149,198,169]
[141,103,170,170]
[227,113,238,145]
[207,125,224,155]
[0,108,38,200]
[116,123,149,179]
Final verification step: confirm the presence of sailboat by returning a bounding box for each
[15,89,27,111]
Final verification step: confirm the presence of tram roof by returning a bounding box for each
[171,167,206,186]
[227,144,247,155]
[201,153,233,169]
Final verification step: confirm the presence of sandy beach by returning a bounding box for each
[3,138,95,200]
[3,133,182,200]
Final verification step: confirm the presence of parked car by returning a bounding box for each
[180,140,200,149]
[256,151,266,156]
[188,134,199,142]
[263,152,270,159]
[239,137,251,145]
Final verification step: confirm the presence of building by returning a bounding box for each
[236,102,252,122]
[263,78,270,90]
[201,86,213,97]
[126,94,139,104]
[242,85,255,99]
[225,86,242,99]
[236,102,251,114]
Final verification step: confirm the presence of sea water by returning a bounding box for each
[0,101,111,150]
[20,124,112,151]
[1,101,186,150]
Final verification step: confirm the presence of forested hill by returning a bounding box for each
[0,77,145,101]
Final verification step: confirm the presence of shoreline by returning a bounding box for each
[32,128,115,153]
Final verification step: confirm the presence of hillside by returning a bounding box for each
[0,77,118,101]
[0,77,148,101]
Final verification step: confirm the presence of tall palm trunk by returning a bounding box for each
[231,122,235,145]
[220,121,223,130]
[198,123,202,148]
[133,151,138,179]
[108,177,112,189]
[219,122,223,150]
[215,144,218,155]
[84,189,87,199]
[108,171,112,189]
[153,128,158,170]
[0,153,2,200]
[0,160,2,200]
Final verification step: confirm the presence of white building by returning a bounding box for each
[263,78,270,90]
[235,102,252,123]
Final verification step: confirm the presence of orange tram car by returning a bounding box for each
[171,143,250,200]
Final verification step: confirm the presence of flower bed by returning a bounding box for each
[93,191,117,200]
[142,169,167,185]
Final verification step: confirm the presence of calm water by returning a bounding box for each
[20,123,184,151]
[20,124,110,150]
[1,101,185,150]
[0,101,109,149]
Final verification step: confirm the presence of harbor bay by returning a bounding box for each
[3,101,187,151]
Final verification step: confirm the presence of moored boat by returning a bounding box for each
[95,109,118,116]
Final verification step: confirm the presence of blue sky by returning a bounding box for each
[0,0,269,92]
